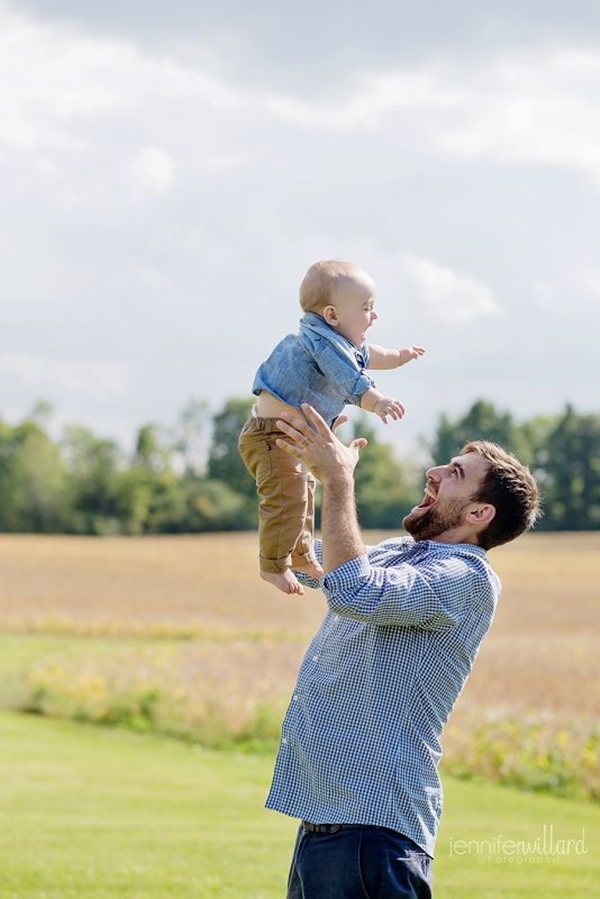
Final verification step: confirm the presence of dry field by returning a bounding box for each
[458,531,600,720]
[0,531,598,721]
[0,532,323,639]
[1,531,598,796]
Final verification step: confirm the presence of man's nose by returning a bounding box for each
[426,465,444,481]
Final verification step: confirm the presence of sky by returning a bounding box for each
[1,0,599,459]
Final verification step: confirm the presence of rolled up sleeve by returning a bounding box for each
[323,554,492,631]
[294,539,324,589]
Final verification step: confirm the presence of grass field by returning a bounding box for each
[1,710,598,899]
[0,531,598,896]
[0,532,599,792]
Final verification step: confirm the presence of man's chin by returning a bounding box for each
[404,498,468,542]
[403,505,445,541]
[402,508,429,537]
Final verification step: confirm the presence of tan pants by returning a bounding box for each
[238,416,317,574]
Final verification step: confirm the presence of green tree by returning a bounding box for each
[541,405,600,529]
[343,415,420,529]
[170,399,211,475]
[122,424,187,533]
[114,468,155,535]
[515,414,557,471]
[0,418,68,532]
[207,398,255,499]
[134,424,172,473]
[430,399,521,464]
[60,426,122,534]
[181,475,256,531]
[4,394,599,535]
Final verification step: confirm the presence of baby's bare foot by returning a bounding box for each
[260,569,305,596]
[293,558,324,579]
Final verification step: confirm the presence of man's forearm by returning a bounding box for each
[321,473,366,573]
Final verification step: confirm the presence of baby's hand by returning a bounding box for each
[399,346,426,366]
[373,396,406,424]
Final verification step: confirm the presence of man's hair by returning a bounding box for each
[299,260,360,313]
[461,440,542,550]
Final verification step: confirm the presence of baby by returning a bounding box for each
[238,259,425,595]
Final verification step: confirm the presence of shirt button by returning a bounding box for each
[293,694,298,701]
[312,655,319,662]
[282,737,288,744]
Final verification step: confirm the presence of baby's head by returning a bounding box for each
[299,260,378,347]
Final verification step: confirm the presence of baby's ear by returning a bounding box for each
[322,305,339,326]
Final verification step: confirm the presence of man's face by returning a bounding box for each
[403,453,490,543]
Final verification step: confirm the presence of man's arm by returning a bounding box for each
[275,405,499,628]
[275,404,367,573]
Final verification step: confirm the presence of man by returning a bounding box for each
[265,403,541,899]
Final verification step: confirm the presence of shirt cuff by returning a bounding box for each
[322,553,371,594]
[293,539,324,589]
[294,571,324,589]
[351,375,375,405]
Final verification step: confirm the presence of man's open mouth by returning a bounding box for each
[416,491,436,509]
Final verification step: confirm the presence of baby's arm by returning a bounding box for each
[360,386,405,424]
[368,343,426,370]
[360,343,425,422]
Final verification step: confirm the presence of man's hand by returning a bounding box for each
[275,404,367,484]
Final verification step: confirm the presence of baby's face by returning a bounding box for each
[329,271,378,347]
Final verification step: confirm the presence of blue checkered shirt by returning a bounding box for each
[265,536,501,857]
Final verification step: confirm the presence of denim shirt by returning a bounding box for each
[252,312,374,425]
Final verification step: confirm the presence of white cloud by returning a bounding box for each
[398,252,500,324]
[0,353,132,401]
[4,2,600,188]
[0,2,245,156]
[130,146,176,194]
[578,267,600,300]
[533,266,600,310]
[262,46,600,187]
[0,4,135,150]
[263,69,463,129]
[0,1,598,450]
[439,49,600,185]
[128,260,175,292]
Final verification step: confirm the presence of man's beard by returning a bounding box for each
[402,497,471,542]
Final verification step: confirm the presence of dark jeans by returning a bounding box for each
[286,824,433,899]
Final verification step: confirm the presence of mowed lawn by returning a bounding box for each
[0,710,598,899]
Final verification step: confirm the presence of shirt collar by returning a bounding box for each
[415,540,489,558]
[300,311,363,351]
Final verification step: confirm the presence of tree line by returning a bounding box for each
[0,398,598,534]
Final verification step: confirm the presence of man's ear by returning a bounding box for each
[466,503,496,526]
[322,305,339,326]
